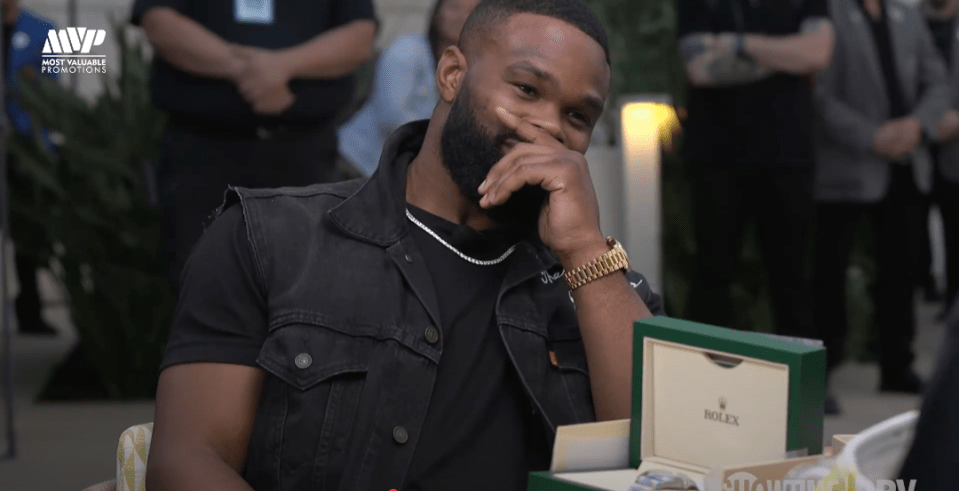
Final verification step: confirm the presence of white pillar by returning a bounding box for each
[618,95,671,296]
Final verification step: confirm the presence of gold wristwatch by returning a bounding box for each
[563,237,630,290]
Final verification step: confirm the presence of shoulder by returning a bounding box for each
[18,9,56,31]
[219,178,367,250]
[218,178,367,275]
[887,0,924,18]
[380,34,433,67]
[224,178,366,214]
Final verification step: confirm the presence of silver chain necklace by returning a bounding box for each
[405,209,518,266]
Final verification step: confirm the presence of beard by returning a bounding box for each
[440,84,549,237]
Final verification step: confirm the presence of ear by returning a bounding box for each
[436,45,467,104]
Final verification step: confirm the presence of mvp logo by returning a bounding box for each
[42,28,106,54]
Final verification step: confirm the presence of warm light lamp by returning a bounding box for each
[619,96,672,295]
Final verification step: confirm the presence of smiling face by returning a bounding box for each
[436,12,611,230]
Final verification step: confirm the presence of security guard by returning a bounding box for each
[131,0,377,286]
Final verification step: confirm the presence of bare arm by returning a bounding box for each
[276,19,377,80]
[680,18,834,87]
[679,32,773,87]
[146,363,265,491]
[563,243,653,421]
[140,7,243,80]
[742,18,835,75]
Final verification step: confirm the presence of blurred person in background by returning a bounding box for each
[131,0,377,287]
[813,0,951,414]
[676,0,834,363]
[4,0,58,335]
[338,0,482,177]
[924,0,959,318]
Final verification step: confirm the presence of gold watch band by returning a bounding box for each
[563,237,630,290]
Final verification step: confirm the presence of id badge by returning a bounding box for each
[235,0,274,24]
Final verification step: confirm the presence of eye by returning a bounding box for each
[515,84,537,97]
[569,111,591,126]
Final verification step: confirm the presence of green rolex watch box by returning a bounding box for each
[528,316,826,490]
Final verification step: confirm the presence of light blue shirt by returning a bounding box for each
[338,34,439,176]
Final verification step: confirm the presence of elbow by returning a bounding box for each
[683,63,710,88]
[145,449,176,491]
[806,47,833,73]
[344,21,377,73]
[140,8,176,54]
[804,32,835,73]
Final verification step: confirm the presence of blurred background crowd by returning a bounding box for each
[0,0,957,487]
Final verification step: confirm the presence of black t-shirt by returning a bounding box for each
[928,17,954,69]
[402,205,550,491]
[678,0,827,167]
[130,0,376,127]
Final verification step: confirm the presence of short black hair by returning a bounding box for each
[459,0,611,65]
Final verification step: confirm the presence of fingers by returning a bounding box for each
[251,89,295,115]
[479,156,563,208]
[478,143,554,196]
[480,151,582,208]
[495,107,563,148]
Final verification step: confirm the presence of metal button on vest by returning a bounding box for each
[405,254,413,263]
[294,353,312,369]
[424,326,440,344]
[392,426,409,444]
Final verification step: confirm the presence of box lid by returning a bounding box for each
[629,317,826,468]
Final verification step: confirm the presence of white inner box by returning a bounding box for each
[552,338,791,490]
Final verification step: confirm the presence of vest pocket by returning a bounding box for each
[254,322,373,491]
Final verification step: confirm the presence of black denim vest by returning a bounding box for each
[219,121,663,491]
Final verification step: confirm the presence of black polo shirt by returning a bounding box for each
[130,0,376,128]
[678,0,827,167]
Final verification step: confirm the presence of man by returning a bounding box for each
[3,0,58,335]
[131,0,378,286]
[813,0,950,412]
[924,0,959,318]
[338,0,482,177]
[677,0,834,396]
[146,1,664,490]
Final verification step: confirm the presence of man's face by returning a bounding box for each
[439,13,611,233]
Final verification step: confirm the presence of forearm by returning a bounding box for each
[278,20,376,80]
[563,241,653,421]
[680,33,773,87]
[141,7,242,80]
[743,19,834,75]
[146,446,255,491]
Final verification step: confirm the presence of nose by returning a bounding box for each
[525,109,566,145]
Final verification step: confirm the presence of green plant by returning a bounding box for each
[9,22,172,399]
